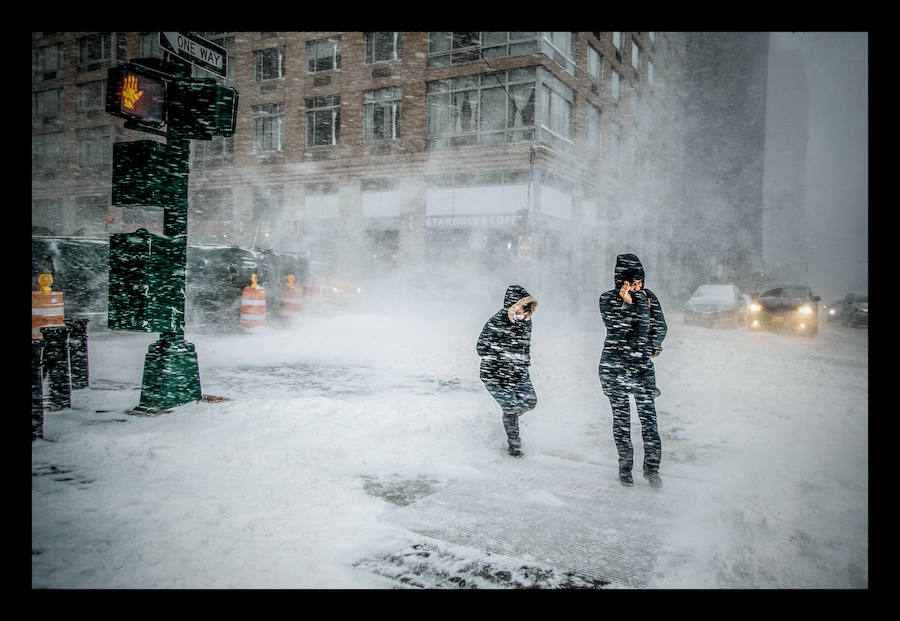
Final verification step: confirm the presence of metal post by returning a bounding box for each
[65,318,90,389]
[32,339,45,440]
[40,325,71,411]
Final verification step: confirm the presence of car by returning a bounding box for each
[823,300,843,323]
[840,293,868,327]
[748,284,820,336]
[683,283,749,328]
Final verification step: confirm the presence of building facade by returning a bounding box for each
[32,31,764,306]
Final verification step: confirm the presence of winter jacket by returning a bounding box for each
[598,254,667,396]
[477,285,538,385]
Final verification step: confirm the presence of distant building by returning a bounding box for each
[32,31,767,305]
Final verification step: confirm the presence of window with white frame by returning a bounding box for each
[32,88,62,126]
[32,132,61,178]
[365,32,402,64]
[611,69,621,103]
[253,103,284,152]
[427,32,538,67]
[539,72,574,152]
[426,67,536,149]
[541,31,576,75]
[77,80,105,120]
[364,87,402,142]
[32,43,63,83]
[192,135,234,167]
[631,40,641,72]
[587,45,603,86]
[306,95,341,147]
[306,36,341,73]
[254,46,285,81]
[612,32,623,51]
[76,126,110,176]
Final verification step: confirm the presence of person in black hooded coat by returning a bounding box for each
[599,254,667,487]
[476,285,538,456]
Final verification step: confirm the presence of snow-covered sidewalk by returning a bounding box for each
[31,302,868,588]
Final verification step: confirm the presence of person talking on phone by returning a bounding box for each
[598,254,667,487]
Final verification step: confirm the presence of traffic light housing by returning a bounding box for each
[111,140,187,207]
[167,79,238,139]
[106,64,167,127]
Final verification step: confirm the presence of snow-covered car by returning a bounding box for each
[748,284,820,336]
[840,293,868,327]
[683,284,749,328]
[823,300,843,323]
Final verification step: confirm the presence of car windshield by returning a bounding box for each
[761,287,809,298]
[692,285,735,300]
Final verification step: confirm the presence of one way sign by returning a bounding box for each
[159,32,227,79]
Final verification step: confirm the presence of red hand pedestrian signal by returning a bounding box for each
[121,74,144,110]
[106,65,167,127]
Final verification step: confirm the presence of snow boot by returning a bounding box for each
[644,471,663,488]
[507,444,524,458]
[619,469,634,486]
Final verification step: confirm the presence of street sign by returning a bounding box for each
[159,32,227,79]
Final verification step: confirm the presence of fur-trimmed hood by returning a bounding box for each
[504,284,538,324]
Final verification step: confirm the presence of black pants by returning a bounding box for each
[607,388,661,474]
[483,376,537,449]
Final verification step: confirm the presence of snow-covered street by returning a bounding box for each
[31,298,868,589]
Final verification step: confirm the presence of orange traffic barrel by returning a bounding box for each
[279,274,303,326]
[32,274,65,340]
[240,273,266,330]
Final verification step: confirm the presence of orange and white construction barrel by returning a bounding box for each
[279,274,303,326]
[32,274,65,340]
[240,274,267,330]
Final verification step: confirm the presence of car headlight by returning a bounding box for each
[828,308,836,315]
[749,303,762,312]
[797,305,813,315]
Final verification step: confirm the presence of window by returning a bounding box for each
[254,46,285,81]
[305,95,340,147]
[427,32,538,68]
[253,186,283,224]
[426,67,536,149]
[541,32,575,75]
[586,103,602,158]
[365,32,402,64]
[139,32,159,58]
[587,45,603,86]
[539,72,573,148]
[77,33,126,73]
[611,69,621,103]
[76,127,111,176]
[631,40,641,72]
[192,135,234,167]
[304,182,339,220]
[612,32,623,51]
[32,44,63,82]
[32,88,62,126]
[648,61,654,85]
[253,103,284,152]
[32,132,61,178]
[77,80,105,119]
[306,36,341,73]
[648,32,656,43]
[192,188,234,224]
[75,195,108,236]
[364,87,402,142]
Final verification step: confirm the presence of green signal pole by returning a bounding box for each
[137,126,202,411]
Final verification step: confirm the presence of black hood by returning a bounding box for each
[504,284,531,309]
[614,253,645,289]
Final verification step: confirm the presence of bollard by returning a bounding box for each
[65,318,90,389]
[32,339,45,440]
[40,325,71,411]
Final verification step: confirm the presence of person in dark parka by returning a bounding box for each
[477,285,538,457]
[599,254,667,487]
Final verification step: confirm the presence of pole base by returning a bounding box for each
[139,332,202,410]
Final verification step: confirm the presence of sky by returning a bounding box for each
[765,32,868,302]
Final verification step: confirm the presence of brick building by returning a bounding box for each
[32,31,763,305]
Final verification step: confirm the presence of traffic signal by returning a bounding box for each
[167,79,239,139]
[106,64,167,127]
